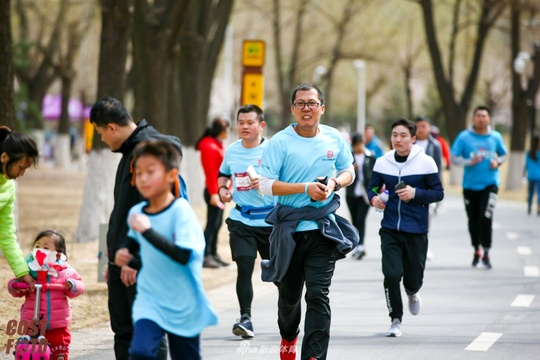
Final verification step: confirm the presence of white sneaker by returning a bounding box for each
[386,318,402,337]
[408,293,421,315]
[351,245,365,260]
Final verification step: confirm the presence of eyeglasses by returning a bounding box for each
[292,101,322,109]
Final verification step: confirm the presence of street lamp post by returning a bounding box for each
[513,51,536,138]
[514,43,540,140]
[353,60,366,135]
[312,65,327,85]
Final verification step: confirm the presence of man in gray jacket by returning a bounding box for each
[414,116,443,179]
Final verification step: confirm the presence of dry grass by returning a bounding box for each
[0,167,235,352]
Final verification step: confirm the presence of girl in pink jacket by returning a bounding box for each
[8,230,84,360]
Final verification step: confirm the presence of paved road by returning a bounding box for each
[56,194,540,360]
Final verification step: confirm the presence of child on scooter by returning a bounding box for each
[8,230,84,360]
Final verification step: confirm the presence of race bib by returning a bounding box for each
[235,172,252,191]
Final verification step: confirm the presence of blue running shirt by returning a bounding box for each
[259,124,353,231]
[128,198,218,337]
[219,138,277,227]
[451,129,507,190]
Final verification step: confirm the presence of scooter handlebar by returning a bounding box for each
[11,282,66,291]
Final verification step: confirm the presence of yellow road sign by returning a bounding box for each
[242,40,265,67]
[242,73,264,108]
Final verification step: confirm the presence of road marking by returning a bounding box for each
[465,332,502,351]
[511,294,535,307]
[517,246,532,255]
[524,266,540,277]
[506,232,519,240]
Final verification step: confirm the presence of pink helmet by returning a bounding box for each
[14,335,51,360]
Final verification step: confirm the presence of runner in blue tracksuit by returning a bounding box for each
[450,105,507,269]
[368,118,444,337]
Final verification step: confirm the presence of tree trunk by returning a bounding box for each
[96,0,131,104]
[0,0,16,129]
[131,0,191,138]
[272,0,308,130]
[507,0,528,190]
[76,0,132,243]
[419,0,504,143]
[507,1,540,190]
[76,150,121,243]
[56,76,72,169]
[177,0,234,144]
[13,0,70,130]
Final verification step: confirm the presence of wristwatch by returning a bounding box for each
[331,178,341,192]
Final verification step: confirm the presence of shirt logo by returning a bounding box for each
[327,150,334,158]
[258,159,262,166]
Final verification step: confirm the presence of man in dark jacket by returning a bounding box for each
[346,132,376,260]
[368,118,444,338]
[90,97,182,360]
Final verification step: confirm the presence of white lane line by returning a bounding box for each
[517,246,532,255]
[506,232,519,240]
[465,332,502,351]
[511,294,535,307]
[524,266,540,277]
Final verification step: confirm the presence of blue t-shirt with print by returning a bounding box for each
[128,198,218,337]
[219,138,277,227]
[259,124,353,232]
[451,129,507,190]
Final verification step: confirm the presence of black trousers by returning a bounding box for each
[108,265,167,360]
[345,196,371,245]
[278,230,340,360]
[463,185,498,250]
[380,228,427,322]
[203,188,224,256]
[227,219,272,316]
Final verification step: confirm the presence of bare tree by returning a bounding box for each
[53,0,94,169]
[507,0,540,189]
[312,0,375,124]
[176,0,235,143]
[418,0,508,143]
[76,0,132,243]
[130,0,190,135]
[12,0,69,130]
[272,0,310,129]
[270,0,385,129]
[0,0,16,128]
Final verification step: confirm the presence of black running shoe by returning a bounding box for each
[232,314,254,339]
[472,250,482,267]
[481,255,492,269]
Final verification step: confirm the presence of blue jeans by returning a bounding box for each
[527,180,540,210]
[130,319,200,360]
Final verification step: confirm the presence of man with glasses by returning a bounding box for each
[259,83,358,360]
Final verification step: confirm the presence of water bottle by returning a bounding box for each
[375,190,389,213]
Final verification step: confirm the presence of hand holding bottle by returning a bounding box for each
[373,189,389,213]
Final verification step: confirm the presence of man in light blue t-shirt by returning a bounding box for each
[451,106,507,270]
[217,104,277,340]
[258,83,357,360]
